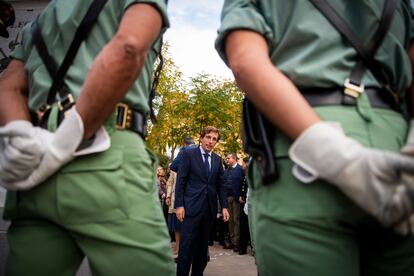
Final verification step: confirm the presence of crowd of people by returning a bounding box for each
[156,139,253,262]
[1,0,414,276]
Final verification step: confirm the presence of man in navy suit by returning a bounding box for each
[175,126,229,276]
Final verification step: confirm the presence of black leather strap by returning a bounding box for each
[31,20,58,79]
[301,87,398,111]
[242,98,278,184]
[308,0,399,94]
[115,104,148,139]
[31,0,108,107]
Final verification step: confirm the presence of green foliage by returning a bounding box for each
[154,152,170,169]
[146,44,244,159]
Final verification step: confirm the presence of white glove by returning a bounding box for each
[402,119,414,154]
[1,108,84,191]
[0,120,51,182]
[289,122,414,227]
[394,119,414,235]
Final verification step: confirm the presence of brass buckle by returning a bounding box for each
[36,104,51,121]
[116,103,132,130]
[58,94,74,111]
[344,78,364,98]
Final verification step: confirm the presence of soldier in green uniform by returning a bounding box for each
[0,0,174,275]
[216,1,414,275]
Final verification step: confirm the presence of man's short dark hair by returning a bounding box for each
[228,153,237,161]
[184,137,195,145]
[200,126,220,142]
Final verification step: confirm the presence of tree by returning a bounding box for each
[186,74,243,156]
[146,43,194,160]
[146,46,244,160]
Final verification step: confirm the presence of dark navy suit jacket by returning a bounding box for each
[174,146,228,218]
[170,144,198,172]
[225,164,243,200]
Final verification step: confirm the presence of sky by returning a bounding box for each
[164,0,414,80]
[164,0,233,81]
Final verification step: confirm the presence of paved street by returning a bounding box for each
[76,242,257,276]
[77,242,257,275]
[203,243,257,276]
[1,187,257,275]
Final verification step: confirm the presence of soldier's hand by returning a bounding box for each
[0,120,51,182]
[394,119,414,235]
[289,122,414,228]
[401,119,414,154]
[1,108,84,191]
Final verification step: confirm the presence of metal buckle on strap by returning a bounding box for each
[116,103,132,130]
[58,94,75,111]
[36,104,51,121]
[344,78,364,98]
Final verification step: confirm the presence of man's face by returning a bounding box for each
[225,155,236,166]
[200,131,219,153]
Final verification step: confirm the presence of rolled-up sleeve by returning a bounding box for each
[215,0,274,65]
[124,0,170,31]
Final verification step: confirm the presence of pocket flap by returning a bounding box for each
[61,145,123,173]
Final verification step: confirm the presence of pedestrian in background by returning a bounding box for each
[175,126,229,276]
[238,156,250,255]
[223,153,243,252]
[170,136,197,173]
[166,168,181,256]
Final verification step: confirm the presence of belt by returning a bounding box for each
[300,87,399,111]
[32,102,147,139]
[115,103,147,139]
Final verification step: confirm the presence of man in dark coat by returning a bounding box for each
[175,126,229,276]
[223,153,243,252]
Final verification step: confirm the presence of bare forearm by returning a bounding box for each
[76,36,148,138]
[226,30,320,140]
[76,4,162,138]
[0,60,31,125]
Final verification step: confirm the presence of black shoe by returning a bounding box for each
[233,246,239,253]
[238,249,247,255]
[208,241,214,246]
[223,244,234,250]
[174,257,178,263]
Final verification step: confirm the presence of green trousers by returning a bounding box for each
[249,103,414,276]
[4,129,175,276]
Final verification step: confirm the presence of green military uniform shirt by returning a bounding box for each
[5,2,176,276]
[11,0,169,115]
[216,0,414,96]
[215,2,414,276]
